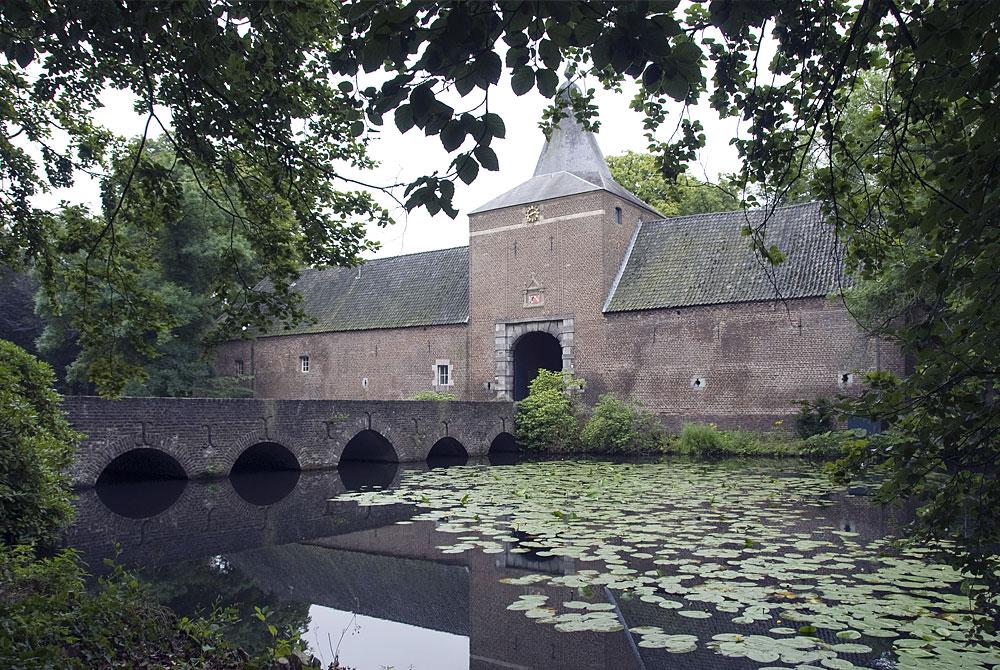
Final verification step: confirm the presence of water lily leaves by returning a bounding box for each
[635,633,698,652]
[678,610,712,619]
[330,460,989,668]
[506,595,548,611]
[831,643,873,654]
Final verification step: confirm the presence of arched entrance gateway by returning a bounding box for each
[494,318,574,401]
[512,331,562,401]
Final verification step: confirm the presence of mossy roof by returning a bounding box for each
[263,246,469,336]
[604,201,844,312]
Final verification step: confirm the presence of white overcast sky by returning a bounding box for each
[38,72,746,261]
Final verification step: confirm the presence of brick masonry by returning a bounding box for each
[219,188,902,429]
[65,396,514,487]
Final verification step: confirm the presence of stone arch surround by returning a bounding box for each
[493,317,574,400]
[65,396,514,487]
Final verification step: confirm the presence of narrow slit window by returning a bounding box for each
[615,206,623,225]
[235,359,244,376]
[300,355,310,373]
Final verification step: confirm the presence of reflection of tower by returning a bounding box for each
[501,530,575,574]
[467,86,661,401]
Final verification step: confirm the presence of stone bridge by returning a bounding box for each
[64,396,516,487]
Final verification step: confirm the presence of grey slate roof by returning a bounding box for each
[605,201,844,312]
[267,246,469,336]
[470,92,662,216]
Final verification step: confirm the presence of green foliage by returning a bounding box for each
[409,391,455,401]
[32,142,271,397]
[3,5,389,395]
[678,422,850,460]
[0,546,243,669]
[580,394,666,455]
[514,370,581,453]
[606,152,739,217]
[794,398,836,439]
[679,423,726,457]
[0,340,78,547]
[801,430,867,460]
[190,376,254,399]
[0,545,324,669]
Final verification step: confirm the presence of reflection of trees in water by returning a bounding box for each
[141,555,310,656]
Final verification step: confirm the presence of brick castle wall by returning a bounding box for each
[214,324,469,400]
[214,191,902,430]
[598,297,903,430]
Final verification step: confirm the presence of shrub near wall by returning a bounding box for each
[580,394,666,455]
[0,339,79,546]
[515,370,581,452]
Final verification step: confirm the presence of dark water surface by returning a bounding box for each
[65,458,998,670]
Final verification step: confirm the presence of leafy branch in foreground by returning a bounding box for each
[2,1,389,394]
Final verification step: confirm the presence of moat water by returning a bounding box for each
[65,457,999,670]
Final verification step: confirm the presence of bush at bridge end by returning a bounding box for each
[0,339,80,547]
[515,370,582,452]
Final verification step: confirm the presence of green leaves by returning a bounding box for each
[511,67,535,96]
[535,68,559,97]
[13,42,34,68]
[474,146,499,171]
[394,104,414,133]
[454,154,479,185]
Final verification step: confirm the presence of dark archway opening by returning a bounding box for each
[230,442,301,506]
[488,432,518,465]
[338,430,399,491]
[427,437,468,468]
[340,430,399,463]
[230,442,300,474]
[95,448,187,518]
[512,331,562,401]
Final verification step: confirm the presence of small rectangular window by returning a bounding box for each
[615,206,623,225]
[299,355,310,373]
[437,363,450,386]
[235,359,244,376]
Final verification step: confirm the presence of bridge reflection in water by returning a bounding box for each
[67,456,905,670]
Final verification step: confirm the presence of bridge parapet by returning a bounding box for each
[63,396,515,487]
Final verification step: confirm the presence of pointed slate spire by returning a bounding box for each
[469,84,662,216]
[532,85,615,187]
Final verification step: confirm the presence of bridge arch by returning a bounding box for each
[95,448,188,519]
[230,441,300,475]
[427,437,468,467]
[489,432,517,454]
[228,441,301,506]
[97,447,188,483]
[339,429,398,464]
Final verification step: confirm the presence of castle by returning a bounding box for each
[215,104,899,430]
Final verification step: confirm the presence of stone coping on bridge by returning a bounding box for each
[63,396,515,487]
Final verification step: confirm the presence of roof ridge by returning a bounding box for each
[643,201,821,228]
[300,245,469,275]
[362,244,468,263]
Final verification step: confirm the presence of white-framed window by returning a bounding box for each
[299,355,310,373]
[434,359,452,386]
[235,359,244,376]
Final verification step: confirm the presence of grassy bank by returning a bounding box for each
[671,423,864,460]
[514,370,863,460]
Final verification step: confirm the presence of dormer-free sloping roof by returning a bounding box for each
[470,90,662,216]
[263,246,469,336]
[605,201,844,312]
